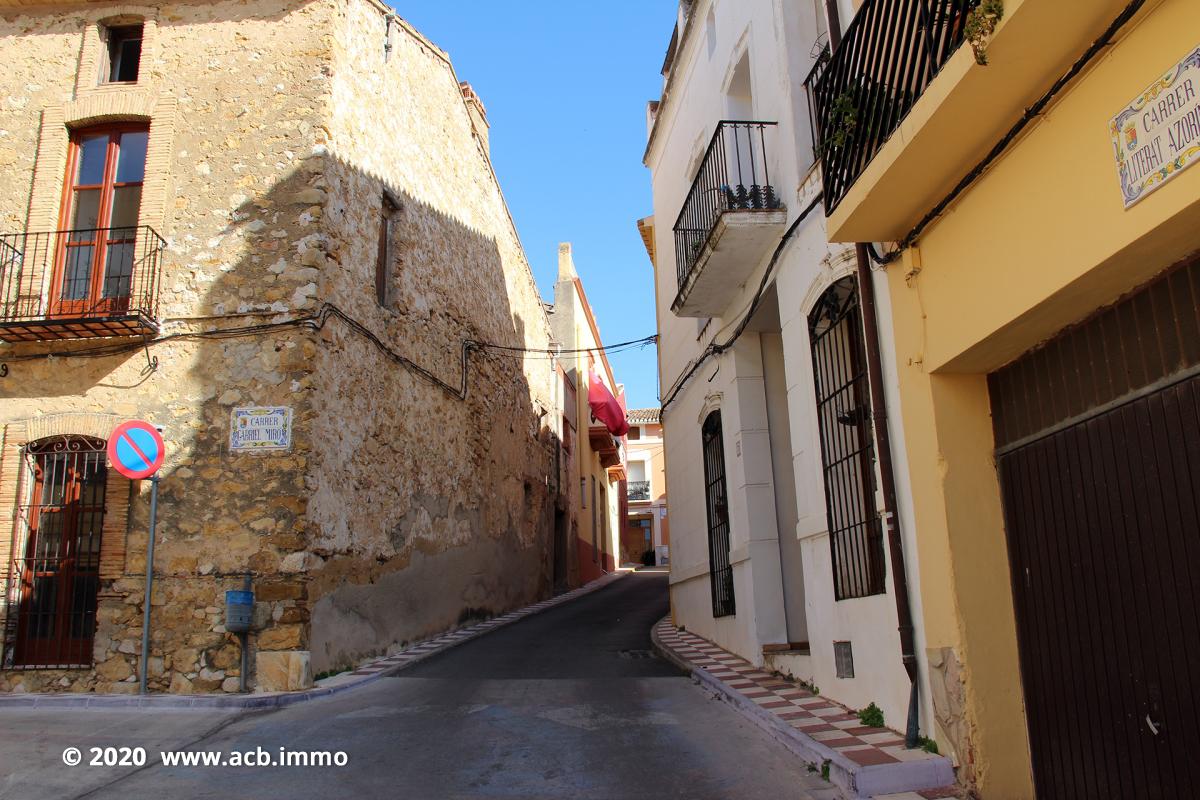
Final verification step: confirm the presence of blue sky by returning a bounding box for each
[393,2,678,410]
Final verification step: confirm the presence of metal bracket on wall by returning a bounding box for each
[141,337,158,375]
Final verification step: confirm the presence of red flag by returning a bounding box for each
[588,369,629,437]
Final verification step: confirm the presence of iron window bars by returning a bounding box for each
[3,436,108,669]
[673,121,782,291]
[804,0,978,213]
[809,277,886,599]
[702,410,735,617]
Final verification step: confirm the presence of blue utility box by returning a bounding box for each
[225,589,254,633]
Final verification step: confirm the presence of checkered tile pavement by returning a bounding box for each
[655,618,944,771]
[342,572,628,679]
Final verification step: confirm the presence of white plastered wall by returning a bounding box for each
[648,0,932,735]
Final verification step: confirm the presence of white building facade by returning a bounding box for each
[642,0,940,752]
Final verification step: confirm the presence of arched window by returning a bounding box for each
[808,277,886,599]
[701,410,734,617]
[9,435,107,667]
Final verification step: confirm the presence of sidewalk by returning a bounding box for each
[0,570,629,710]
[651,617,958,800]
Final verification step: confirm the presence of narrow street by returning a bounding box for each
[0,572,834,800]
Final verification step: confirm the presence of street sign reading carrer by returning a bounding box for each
[230,406,292,452]
[108,420,165,480]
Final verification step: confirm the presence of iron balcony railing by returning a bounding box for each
[627,480,651,501]
[0,226,165,327]
[804,0,978,213]
[673,121,781,291]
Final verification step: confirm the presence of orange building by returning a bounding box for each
[621,409,669,566]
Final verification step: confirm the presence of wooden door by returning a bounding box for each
[990,255,1200,798]
[997,377,1200,798]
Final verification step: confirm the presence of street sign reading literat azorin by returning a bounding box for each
[1110,44,1200,208]
[108,420,166,480]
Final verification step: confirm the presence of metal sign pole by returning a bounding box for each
[138,474,160,695]
[239,572,251,693]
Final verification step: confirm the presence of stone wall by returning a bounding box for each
[0,0,561,692]
[300,0,558,674]
[0,0,336,694]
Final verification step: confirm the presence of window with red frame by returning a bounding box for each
[55,125,148,315]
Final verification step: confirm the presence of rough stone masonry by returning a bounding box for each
[0,0,561,694]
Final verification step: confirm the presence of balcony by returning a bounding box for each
[806,0,976,217]
[589,425,622,469]
[806,0,1141,242]
[671,121,786,317]
[0,226,164,343]
[627,480,651,501]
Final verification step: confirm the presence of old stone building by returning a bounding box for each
[0,0,562,694]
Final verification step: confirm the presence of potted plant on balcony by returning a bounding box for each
[964,0,1004,65]
[818,89,857,161]
[820,77,913,162]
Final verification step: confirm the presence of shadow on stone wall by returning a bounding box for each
[0,152,564,693]
[191,154,566,680]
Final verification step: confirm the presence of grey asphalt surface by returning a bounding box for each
[0,570,834,799]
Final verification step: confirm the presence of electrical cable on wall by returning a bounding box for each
[659,190,825,411]
[0,303,656,403]
[868,0,1146,268]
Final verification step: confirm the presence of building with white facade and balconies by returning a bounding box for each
[639,0,945,773]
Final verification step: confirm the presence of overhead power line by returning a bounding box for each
[0,303,658,401]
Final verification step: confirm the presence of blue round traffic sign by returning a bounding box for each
[108,420,165,480]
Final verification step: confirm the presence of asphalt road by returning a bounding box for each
[0,570,834,799]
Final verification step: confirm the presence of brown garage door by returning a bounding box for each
[990,255,1200,799]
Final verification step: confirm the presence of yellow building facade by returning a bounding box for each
[813,0,1200,796]
[549,243,626,586]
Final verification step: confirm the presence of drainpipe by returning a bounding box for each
[821,0,920,750]
[855,243,920,749]
[823,0,842,50]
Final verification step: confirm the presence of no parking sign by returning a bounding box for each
[109,419,165,695]
[107,420,165,480]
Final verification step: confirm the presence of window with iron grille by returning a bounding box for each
[600,483,607,562]
[701,410,735,617]
[591,476,598,562]
[808,277,886,600]
[3,435,107,669]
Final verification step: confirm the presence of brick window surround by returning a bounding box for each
[26,9,176,247]
[0,414,132,667]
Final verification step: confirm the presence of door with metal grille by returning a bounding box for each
[701,410,734,617]
[808,277,885,599]
[9,436,107,667]
[991,256,1200,798]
